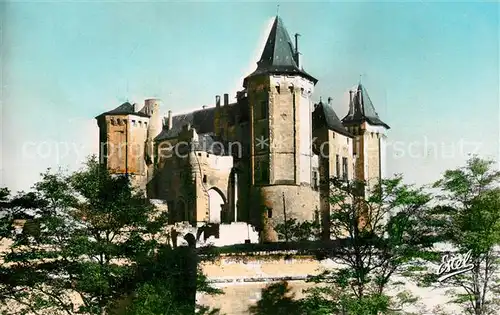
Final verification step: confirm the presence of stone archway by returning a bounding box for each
[208,187,225,224]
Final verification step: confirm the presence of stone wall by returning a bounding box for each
[258,185,319,242]
[97,114,150,192]
[154,128,233,224]
[192,151,233,223]
[198,254,326,315]
[196,249,471,315]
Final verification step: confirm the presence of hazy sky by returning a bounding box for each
[1,1,499,193]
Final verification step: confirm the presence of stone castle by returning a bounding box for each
[96,15,389,246]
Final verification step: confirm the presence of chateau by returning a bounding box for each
[96,16,389,246]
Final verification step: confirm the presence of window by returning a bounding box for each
[267,208,273,218]
[312,171,319,190]
[336,154,340,177]
[342,157,348,181]
[132,120,136,126]
[203,175,207,183]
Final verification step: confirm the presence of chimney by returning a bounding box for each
[216,95,221,107]
[349,90,353,104]
[327,97,332,105]
[223,93,229,106]
[356,88,363,110]
[202,105,207,109]
[167,110,172,130]
[294,33,301,68]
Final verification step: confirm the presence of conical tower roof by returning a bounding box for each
[244,16,317,86]
[313,100,352,137]
[342,83,389,129]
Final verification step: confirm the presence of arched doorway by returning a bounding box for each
[208,188,225,223]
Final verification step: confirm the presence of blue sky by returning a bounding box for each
[1,1,499,192]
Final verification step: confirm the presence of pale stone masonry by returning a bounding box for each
[96,15,390,245]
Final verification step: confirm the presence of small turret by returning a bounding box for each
[342,83,389,189]
[144,99,163,140]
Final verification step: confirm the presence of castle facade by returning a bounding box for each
[96,16,389,244]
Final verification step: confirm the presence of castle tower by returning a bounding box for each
[141,99,162,183]
[95,102,150,192]
[312,98,354,240]
[243,16,318,242]
[342,83,390,193]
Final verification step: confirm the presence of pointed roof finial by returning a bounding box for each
[276,4,280,16]
[342,83,389,129]
[243,14,317,86]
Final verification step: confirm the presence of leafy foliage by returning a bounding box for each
[419,156,500,315]
[274,218,321,242]
[0,156,219,315]
[266,175,436,314]
[310,176,434,311]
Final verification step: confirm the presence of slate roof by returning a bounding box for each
[193,133,225,155]
[243,16,317,86]
[313,101,352,138]
[96,102,150,119]
[155,107,217,141]
[225,100,250,124]
[342,83,389,129]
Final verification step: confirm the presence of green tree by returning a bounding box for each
[0,156,220,315]
[299,175,435,314]
[0,187,12,242]
[274,218,321,242]
[119,246,222,315]
[420,157,500,315]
